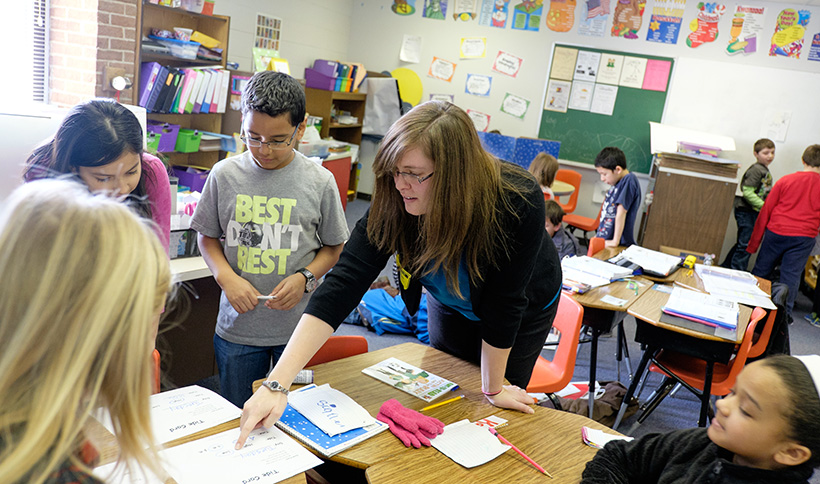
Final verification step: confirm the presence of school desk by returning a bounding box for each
[364,406,618,484]
[551,179,576,197]
[253,342,502,469]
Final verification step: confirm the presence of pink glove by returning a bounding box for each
[377,412,425,448]
[379,399,445,436]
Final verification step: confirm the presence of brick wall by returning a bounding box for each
[95,0,138,104]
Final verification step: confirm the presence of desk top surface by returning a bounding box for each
[551,180,576,197]
[364,406,613,484]
[572,276,653,311]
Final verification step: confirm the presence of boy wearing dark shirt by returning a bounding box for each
[595,147,641,248]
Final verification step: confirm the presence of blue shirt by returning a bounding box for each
[596,172,641,246]
[418,261,479,321]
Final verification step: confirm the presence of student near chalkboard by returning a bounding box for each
[594,147,641,248]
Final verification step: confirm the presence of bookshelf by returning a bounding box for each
[134,2,230,169]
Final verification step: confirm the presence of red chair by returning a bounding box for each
[554,169,582,214]
[306,335,368,366]
[634,307,766,427]
[748,307,777,359]
[564,206,602,244]
[587,237,606,257]
[152,348,161,394]
[526,293,584,394]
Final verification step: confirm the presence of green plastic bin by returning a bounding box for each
[175,129,202,153]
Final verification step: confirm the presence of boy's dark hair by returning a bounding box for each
[241,71,305,126]
[544,200,565,226]
[803,145,820,168]
[594,147,627,170]
[754,138,775,153]
[761,355,820,467]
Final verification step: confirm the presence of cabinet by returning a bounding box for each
[305,88,366,200]
[133,2,230,169]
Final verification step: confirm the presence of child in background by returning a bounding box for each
[528,152,559,200]
[581,355,820,483]
[545,200,579,259]
[192,72,349,407]
[722,138,775,271]
[748,145,820,317]
[594,147,641,248]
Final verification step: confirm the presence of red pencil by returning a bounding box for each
[488,427,553,478]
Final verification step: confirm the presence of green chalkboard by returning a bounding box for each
[539,44,674,174]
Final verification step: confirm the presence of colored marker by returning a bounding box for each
[489,427,553,478]
[421,394,464,412]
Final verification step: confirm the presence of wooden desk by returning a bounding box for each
[365,406,614,484]
[551,180,576,197]
[253,343,500,469]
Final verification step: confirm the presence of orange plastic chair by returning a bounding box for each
[306,335,369,367]
[748,307,777,359]
[554,169,582,214]
[587,237,606,257]
[152,348,161,394]
[564,206,603,243]
[526,293,584,393]
[637,307,766,426]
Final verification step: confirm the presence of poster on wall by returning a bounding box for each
[590,84,618,115]
[423,0,448,19]
[618,56,647,88]
[646,0,684,44]
[687,2,726,48]
[454,0,479,20]
[546,0,577,32]
[727,5,765,55]
[428,57,457,81]
[465,74,493,96]
[400,34,422,63]
[460,37,487,58]
[578,0,610,37]
[574,51,601,82]
[479,0,512,28]
[568,81,594,111]
[641,59,671,91]
[544,79,571,112]
[467,109,491,131]
[612,0,646,39]
[511,1,543,31]
[500,92,530,119]
[550,46,578,80]
[770,9,810,58]
[809,33,820,61]
[492,51,524,77]
[392,0,416,15]
[430,93,455,102]
[255,14,282,52]
[596,54,623,84]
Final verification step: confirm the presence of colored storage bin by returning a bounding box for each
[146,131,161,152]
[174,129,202,153]
[173,165,209,193]
[305,68,337,91]
[147,121,180,153]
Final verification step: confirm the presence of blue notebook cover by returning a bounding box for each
[275,401,387,457]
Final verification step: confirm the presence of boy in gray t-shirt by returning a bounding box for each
[191,72,349,407]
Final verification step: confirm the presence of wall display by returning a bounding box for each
[501,92,530,119]
[428,57,457,81]
[770,8,810,58]
[393,0,417,15]
[511,1,543,31]
[430,93,455,102]
[596,54,623,84]
[618,56,647,88]
[546,0,577,32]
[590,84,618,115]
[687,2,726,48]
[642,59,671,91]
[646,0,685,45]
[423,0,448,19]
[460,37,487,58]
[727,5,765,55]
[454,0,479,20]
[578,0,610,37]
[544,79,572,112]
[612,0,646,38]
[467,109,491,131]
[465,74,493,96]
[574,50,601,81]
[809,33,820,61]
[568,81,594,110]
[550,45,578,80]
[479,0,512,28]
[391,67,424,106]
[254,14,281,52]
[400,34,423,63]
[492,51,524,77]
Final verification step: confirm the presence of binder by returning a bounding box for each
[145,65,169,113]
[201,69,219,113]
[138,62,162,108]
[152,68,177,113]
[193,69,211,113]
[216,69,230,113]
[169,70,185,113]
[209,70,223,113]
[176,69,196,114]
[184,69,203,114]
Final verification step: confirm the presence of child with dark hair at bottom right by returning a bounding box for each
[580,355,820,483]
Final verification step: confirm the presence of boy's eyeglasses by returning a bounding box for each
[241,127,298,150]
[394,171,434,184]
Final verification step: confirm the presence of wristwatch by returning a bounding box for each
[261,380,289,395]
[297,267,318,293]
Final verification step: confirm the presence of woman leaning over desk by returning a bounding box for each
[236,101,562,448]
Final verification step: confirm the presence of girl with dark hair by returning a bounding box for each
[24,99,171,253]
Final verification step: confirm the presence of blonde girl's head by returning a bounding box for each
[528,152,559,188]
[0,179,171,483]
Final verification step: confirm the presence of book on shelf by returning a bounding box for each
[361,357,458,402]
[661,286,739,330]
[609,245,682,277]
[139,62,229,114]
[275,384,387,457]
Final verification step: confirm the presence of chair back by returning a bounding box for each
[587,237,606,257]
[526,292,584,393]
[748,307,777,359]
[555,169,582,214]
[306,335,369,367]
[711,306,766,395]
[152,348,161,394]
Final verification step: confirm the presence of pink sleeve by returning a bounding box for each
[142,153,172,255]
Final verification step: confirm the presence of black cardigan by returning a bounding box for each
[305,165,562,349]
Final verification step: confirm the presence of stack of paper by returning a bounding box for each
[562,256,635,289]
[662,286,739,331]
[613,245,682,277]
[695,265,775,310]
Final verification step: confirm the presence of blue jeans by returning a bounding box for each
[751,229,815,315]
[213,334,285,408]
[724,208,757,271]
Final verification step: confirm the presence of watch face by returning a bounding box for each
[305,277,319,292]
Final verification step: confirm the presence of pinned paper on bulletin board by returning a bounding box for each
[465,74,492,97]
[544,79,571,113]
[641,59,671,92]
[400,34,422,63]
[479,0,511,28]
[428,57,457,82]
[467,109,491,131]
[391,68,424,106]
[460,37,487,58]
[491,51,523,78]
[550,46,578,81]
[430,93,455,103]
[500,92,530,119]
[596,54,623,85]
[619,56,647,88]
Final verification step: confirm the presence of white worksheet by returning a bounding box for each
[431,419,510,468]
[150,385,241,444]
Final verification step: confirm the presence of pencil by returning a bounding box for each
[489,427,553,478]
[420,394,464,412]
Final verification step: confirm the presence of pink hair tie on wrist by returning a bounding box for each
[482,388,502,396]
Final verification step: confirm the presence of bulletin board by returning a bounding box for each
[538,44,675,174]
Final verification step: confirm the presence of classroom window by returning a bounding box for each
[1,0,49,105]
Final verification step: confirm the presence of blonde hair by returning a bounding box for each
[0,179,171,483]
[528,152,559,188]
[368,101,526,297]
